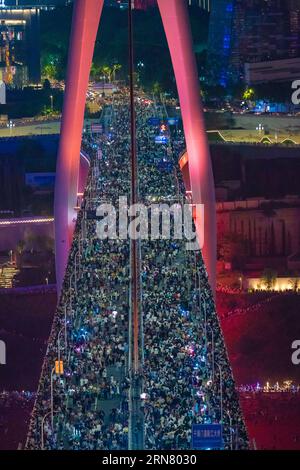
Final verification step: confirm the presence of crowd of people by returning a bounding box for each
[26,89,248,450]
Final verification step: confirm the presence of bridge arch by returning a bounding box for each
[54,0,216,293]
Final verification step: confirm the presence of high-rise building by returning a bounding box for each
[207,0,235,87]
[133,0,156,9]
[104,0,156,9]
[188,0,211,11]
[207,0,300,86]
[2,1,71,5]
[0,71,6,104]
[0,6,41,87]
[106,0,210,11]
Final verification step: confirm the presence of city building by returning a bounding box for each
[217,197,300,260]
[0,71,5,103]
[207,0,300,87]
[104,0,209,11]
[2,1,70,6]
[104,0,156,9]
[0,6,40,88]
[207,0,235,87]
[133,0,156,9]
[245,57,300,85]
[188,0,211,11]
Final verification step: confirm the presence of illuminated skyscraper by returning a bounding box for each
[208,0,300,87]
[207,0,235,87]
[0,6,40,87]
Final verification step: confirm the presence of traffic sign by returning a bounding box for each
[192,424,223,450]
[167,117,179,126]
[148,117,161,126]
[91,123,103,134]
[55,360,64,375]
[155,135,169,144]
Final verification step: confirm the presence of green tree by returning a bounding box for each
[101,65,113,83]
[152,81,163,96]
[42,62,58,80]
[289,275,300,292]
[243,87,255,101]
[261,268,277,291]
[112,63,122,82]
[90,63,102,81]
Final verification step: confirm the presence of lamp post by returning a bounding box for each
[227,411,233,450]
[50,95,54,112]
[69,271,77,297]
[57,326,66,365]
[215,362,223,425]
[78,233,82,259]
[74,250,81,279]
[199,291,207,353]
[207,324,215,381]
[128,0,144,451]
[50,367,55,429]
[64,304,68,349]
[41,411,52,450]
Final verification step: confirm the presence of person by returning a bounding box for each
[26,89,248,451]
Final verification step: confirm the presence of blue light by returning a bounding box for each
[223,34,230,50]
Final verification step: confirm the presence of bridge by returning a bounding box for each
[25,92,248,450]
[25,0,248,450]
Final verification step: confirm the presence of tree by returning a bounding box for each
[42,62,58,81]
[43,79,51,90]
[101,65,113,83]
[289,275,300,292]
[152,81,163,96]
[112,63,122,82]
[218,233,248,269]
[243,87,255,101]
[90,63,102,81]
[261,268,277,291]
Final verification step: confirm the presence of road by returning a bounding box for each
[0,119,99,139]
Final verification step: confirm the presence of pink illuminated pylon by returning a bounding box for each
[54,0,104,292]
[157,0,216,293]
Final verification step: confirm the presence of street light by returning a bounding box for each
[7,120,15,136]
[227,412,234,450]
[50,366,55,429]
[207,324,215,381]
[50,360,64,431]
[74,249,81,279]
[199,291,207,353]
[41,410,52,450]
[69,270,77,297]
[57,326,66,364]
[215,362,223,425]
[64,304,68,348]
[50,95,54,112]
